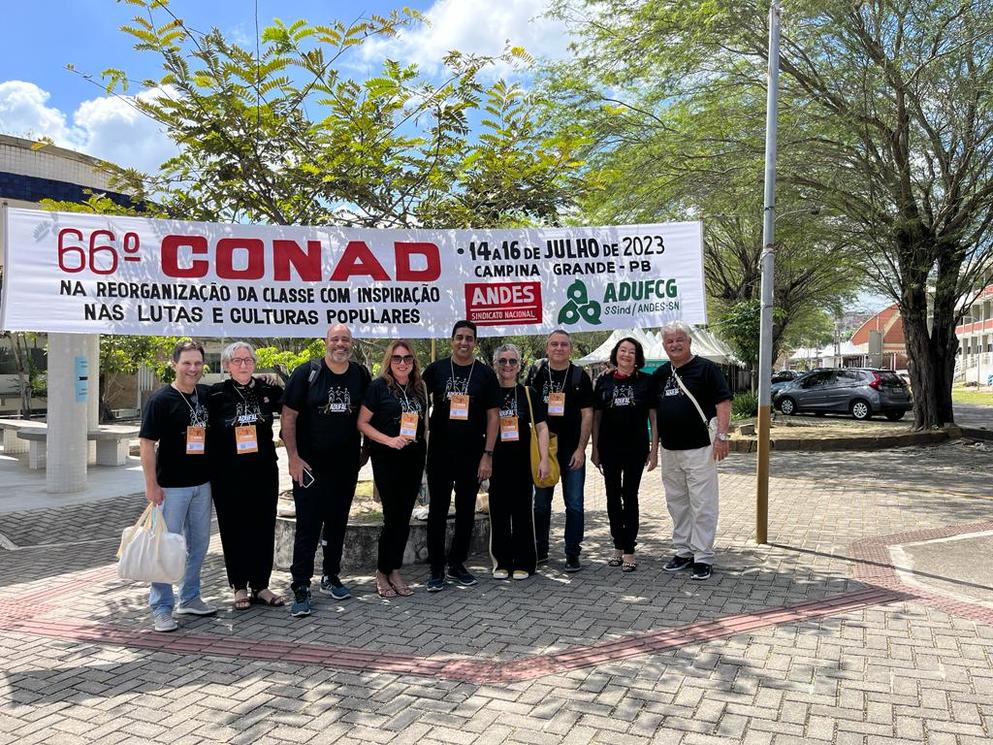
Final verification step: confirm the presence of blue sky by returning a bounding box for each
[1,0,569,171]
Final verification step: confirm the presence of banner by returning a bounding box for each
[1,207,705,338]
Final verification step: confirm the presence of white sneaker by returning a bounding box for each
[153,610,178,632]
[175,598,217,616]
[512,570,531,581]
[492,568,510,580]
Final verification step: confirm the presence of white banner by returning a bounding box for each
[1,207,705,338]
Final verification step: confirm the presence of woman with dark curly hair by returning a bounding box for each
[358,340,428,598]
[591,337,657,572]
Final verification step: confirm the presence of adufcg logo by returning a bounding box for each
[558,280,602,326]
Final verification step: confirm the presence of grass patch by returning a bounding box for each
[952,388,993,406]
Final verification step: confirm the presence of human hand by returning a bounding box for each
[569,448,585,470]
[145,484,164,505]
[477,453,493,481]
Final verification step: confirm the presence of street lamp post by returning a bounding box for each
[756,0,782,545]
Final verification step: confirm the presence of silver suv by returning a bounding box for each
[773,368,912,421]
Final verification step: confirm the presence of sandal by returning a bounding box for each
[391,581,414,597]
[377,582,397,599]
[233,589,251,610]
[250,588,285,607]
[607,551,623,567]
[622,561,637,573]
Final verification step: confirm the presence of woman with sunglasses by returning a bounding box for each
[591,337,658,572]
[488,343,551,580]
[205,341,285,610]
[358,341,428,598]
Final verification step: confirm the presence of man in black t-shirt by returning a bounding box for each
[281,324,370,616]
[651,321,733,582]
[529,329,594,572]
[422,320,500,591]
[139,340,218,632]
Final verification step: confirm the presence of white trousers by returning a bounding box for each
[661,446,719,564]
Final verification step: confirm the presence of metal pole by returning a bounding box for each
[756,0,781,545]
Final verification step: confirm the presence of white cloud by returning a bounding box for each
[360,0,572,78]
[0,80,177,173]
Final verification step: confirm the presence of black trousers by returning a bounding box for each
[290,461,360,590]
[488,445,536,574]
[426,440,483,575]
[212,460,279,591]
[371,442,426,574]
[602,451,646,554]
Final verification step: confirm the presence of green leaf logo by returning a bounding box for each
[558,280,601,325]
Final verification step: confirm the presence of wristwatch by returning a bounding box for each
[483,449,494,456]
[715,433,730,442]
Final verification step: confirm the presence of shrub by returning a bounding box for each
[732,391,758,420]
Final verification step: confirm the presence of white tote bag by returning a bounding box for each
[117,504,187,584]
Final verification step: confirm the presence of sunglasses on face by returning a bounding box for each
[496,358,519,366]
[391,354,414,364]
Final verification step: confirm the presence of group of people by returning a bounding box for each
[138,320,732,632]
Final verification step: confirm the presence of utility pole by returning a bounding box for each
[756,0,781,545]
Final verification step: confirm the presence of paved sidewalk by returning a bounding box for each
[2,440,993,744]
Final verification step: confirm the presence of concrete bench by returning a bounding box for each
[16,425,139,469]
[0,418,47,455]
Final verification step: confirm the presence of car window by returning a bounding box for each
[800,372,830,388]
[877,371,905,388]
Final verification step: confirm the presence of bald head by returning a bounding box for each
[325,324,354,369]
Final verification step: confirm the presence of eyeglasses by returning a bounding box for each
[229,358,255,366]
[496,358,519,366]
[391,354,414,364]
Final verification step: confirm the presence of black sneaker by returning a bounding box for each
[319,575,351,600]
[446,564,478,586]
[691,562,713,581]
[290,587,312,617]
[426,573,446,592]
[663,554,694,572]
[564,555,582,573]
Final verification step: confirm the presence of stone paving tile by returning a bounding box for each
[2,441,993,743]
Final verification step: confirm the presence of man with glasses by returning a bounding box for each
[422,320,500,591]
[139,340,217,632]
[281,324,371,616]
[529,329,594,572]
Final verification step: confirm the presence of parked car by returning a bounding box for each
[773,368,912,421]
[770,369,801,397]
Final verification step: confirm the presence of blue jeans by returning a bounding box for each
[148,482,212,613]
[534,462,585,558]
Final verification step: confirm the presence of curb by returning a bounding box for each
[730,426,961,453]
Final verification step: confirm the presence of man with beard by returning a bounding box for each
[282,324,370,616]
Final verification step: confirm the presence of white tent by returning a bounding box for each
[576,327,742,367]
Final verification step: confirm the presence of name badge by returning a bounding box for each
[400,411,419,438]
[500,415,519,441]
[548,392,566,416]
[664,388,680,396]
[186,426,206,455]
[613,396,631,407]
[449,393,470,420]
[235,425,258,454]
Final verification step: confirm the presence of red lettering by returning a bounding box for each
[273,240,322,281]
[329,241,389,281]
[395,242,441,282]
[216,238,265,280]
[162,235,208,278]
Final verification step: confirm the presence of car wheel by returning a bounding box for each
[850,399,872,420]
[885,411,905,421]
[778,396,798,416]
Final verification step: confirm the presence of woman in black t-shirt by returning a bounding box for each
[488,343,551,580]
[206,341,285,610]
[358,340,428,598]
[591,337,658,572]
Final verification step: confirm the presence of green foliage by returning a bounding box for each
[100,0,592,229]
[717,300,785,371]
[254,339,326,373]
[731,391,758,421]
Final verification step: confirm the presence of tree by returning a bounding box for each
[98,0,590,230]
[548,0,993,429]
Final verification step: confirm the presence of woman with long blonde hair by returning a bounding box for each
[358,340,428,597]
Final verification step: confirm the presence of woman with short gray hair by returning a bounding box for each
[206,341,285,609]
[488,343,551,580]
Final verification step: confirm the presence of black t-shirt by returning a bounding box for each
[139,383,211,488]
[282,359,370,465]
[594,371,656,459]
[493,384,546,461]
[362,377,428,447]
[531,362,594,461]
[205,378,283,469]
[422,356,500,447]
[653,356,733,450]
